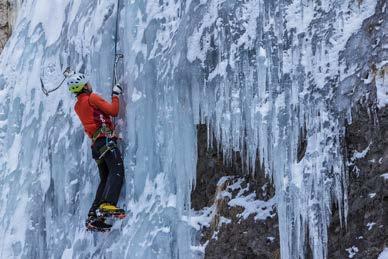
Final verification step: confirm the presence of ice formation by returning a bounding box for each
[0,0,383,258]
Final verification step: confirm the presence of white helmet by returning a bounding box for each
[67,73,88,93]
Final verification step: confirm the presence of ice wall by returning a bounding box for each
[0,0,383,258]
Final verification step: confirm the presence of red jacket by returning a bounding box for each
[74,93,119,139]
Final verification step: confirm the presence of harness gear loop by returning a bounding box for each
[93,137,118,163]
[97,139,117,160]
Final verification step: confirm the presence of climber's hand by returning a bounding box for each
[112,84,123,96]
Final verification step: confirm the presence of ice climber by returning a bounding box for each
[67,73,125,230]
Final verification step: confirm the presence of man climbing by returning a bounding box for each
[67,73,125,231]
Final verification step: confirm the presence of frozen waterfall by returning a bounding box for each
[0,0,382,258]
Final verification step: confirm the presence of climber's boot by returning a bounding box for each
[98,203,126,219]
[85,212,112,232]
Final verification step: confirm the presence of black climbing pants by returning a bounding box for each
[89,137,124,213]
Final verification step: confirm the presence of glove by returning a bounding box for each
[112,84,123,96]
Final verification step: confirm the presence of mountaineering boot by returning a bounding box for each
[98,203,126,219]
[85,212,112,232]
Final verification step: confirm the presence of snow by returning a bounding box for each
[381,173,388,180]
[366,222,376,231]
[184,176,274,245]
[183,206,214,231]
[218,216,231,225]
[228,192,276,221]
[267,236,275,243]
[346,246,359,258]
[351,145,370,161]
[378,248,388,259]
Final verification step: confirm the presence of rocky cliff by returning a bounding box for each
[0,0,17,53]
[0,0,10,52]
[192,124,280,259]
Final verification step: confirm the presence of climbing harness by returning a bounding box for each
[92,125,118,160]
[40,67,74,96]
[92,125,115,143]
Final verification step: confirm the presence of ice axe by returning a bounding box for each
[113,53,123,86]
[112,0,123,87]
[40,67,74,96]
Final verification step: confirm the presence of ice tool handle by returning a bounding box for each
[41,67,74,96]
[113,54,123,86]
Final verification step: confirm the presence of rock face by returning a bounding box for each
[328,104,388,258]
[327,2,388,257]
[0,0,11,52]
[192,124,280,259]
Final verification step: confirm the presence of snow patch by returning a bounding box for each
[378,248,388,259]
[351,144,370,161]
[368,193,376,198]
[228,192,276,221]
[183,206,214,231]
[366,222,376,230]
[380,173,388,180]
[346,246,359,258]
[267,236,275,243]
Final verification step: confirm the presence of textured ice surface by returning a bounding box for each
[0,0,383,258]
